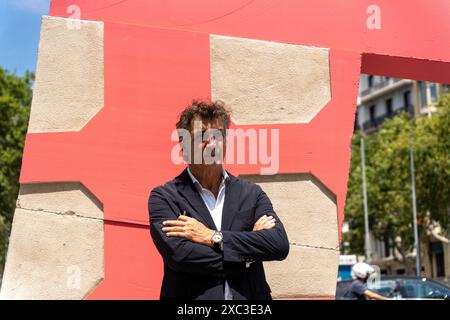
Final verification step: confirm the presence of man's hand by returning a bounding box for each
[162,214,276,246]
[162,215,215,247]
[253,215,276,231]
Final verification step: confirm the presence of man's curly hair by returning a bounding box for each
[176,100,231,138]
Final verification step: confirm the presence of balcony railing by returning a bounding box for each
[360,105,414,133]
[360,78,401,97]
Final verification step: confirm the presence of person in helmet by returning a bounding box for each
[348,262,390,300]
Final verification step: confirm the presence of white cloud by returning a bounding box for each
[14,0,50,14]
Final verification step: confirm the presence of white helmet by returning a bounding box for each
[351,262,375,279]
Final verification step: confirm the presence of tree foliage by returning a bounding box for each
[0,67,33,276]
[344,95,450,274]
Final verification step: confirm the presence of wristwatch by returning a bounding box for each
[211,230,224,251]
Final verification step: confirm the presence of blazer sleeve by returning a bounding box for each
[148,186,224,276]
[221,185,290,263]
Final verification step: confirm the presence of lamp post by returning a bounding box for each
[360,136,371,262]
[409,139,421,276]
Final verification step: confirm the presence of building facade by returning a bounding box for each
[356,75,449,134]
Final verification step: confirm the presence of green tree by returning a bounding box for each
[0,67,33,277]
[344,94,450,274]
[414,96,450,230]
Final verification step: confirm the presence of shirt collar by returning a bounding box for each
[186,167,229,191]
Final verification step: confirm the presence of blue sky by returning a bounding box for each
[0,0,51,75]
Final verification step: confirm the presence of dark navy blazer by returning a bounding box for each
[148,168,290,300]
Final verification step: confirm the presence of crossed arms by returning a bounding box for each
[148,186,290,275]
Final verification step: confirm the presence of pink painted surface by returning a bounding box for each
[19,0,450,298]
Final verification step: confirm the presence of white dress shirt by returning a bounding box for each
[186,167,233,300]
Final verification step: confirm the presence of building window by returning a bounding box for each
[386,98,393,117]
[419,82,428,107]
[436,251,445,277]
[368,75,374,88]
[403,90,411,112]
[419,82,438,107]
[354,111,359,131]
[430,242,445,278]
[369,105,376,125]
[430,83,438,104]
[384,237,391,258]
[443,84,450,94]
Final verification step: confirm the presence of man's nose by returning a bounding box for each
[204,132,217,143]
[206,135,217,147]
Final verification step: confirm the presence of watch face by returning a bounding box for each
[212,233,223,243]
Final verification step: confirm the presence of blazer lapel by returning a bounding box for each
[221,171,242,231]
[175,168,218,230]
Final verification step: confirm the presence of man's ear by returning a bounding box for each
[180,139,191,163]
[177,129,192,163]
